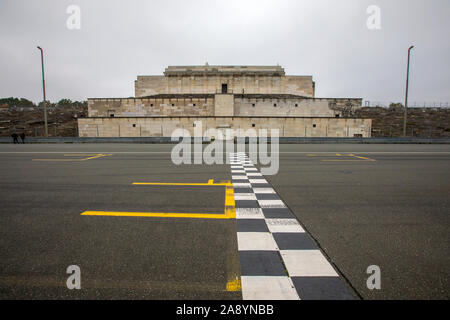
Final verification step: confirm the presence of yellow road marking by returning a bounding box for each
[33,153,111,162]
[226,278,242,292]
[353,155,372,160]
[82,180,236,219]
[81,211,233,219]
[320,153,376,162]
[133,182,229,186]
[322,159,376,162]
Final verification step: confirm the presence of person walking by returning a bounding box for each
[20,132,26,144]
[11,133,19,144]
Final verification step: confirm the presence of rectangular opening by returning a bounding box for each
[222,83,228,94]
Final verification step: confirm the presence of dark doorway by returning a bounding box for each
[221,83,228,94]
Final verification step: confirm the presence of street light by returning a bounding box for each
[403,45,414,137]
[37,46,48,137]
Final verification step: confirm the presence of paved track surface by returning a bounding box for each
[0,144,448,299]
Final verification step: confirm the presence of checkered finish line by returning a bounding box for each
[230,152,355,300]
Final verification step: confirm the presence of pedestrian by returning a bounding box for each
[11,133,19,144]
[20,132,26,144]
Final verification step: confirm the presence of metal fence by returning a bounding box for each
[1,136,450,144]
[364,101,450,108]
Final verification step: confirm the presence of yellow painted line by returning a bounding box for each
[224,184,236,219]
[318,154,376,162]
[82,180,236,220]
[33,159,83,162]
[63,154,101,156]
[226,278,242,292]
[81,211,233,219]
[133,182,232,186]
[353,155,374,160]
[322,159,376,162]
[81,155,104,161]
[33,153,111,162]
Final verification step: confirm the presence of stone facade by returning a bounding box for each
[87,96,215,118]
[79,65,371,138]
[87,95,362,119]
[135,65,315,97]
[78,117,371,138]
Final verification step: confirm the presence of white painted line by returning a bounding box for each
[244,168,258,171]
[236,208,265,220]
[249,179,268,184]
[258,200,286,208]
[253,188,275,194]
[233,183,252,188]
[280,250,339,277]
[231,166,243,169]
[234,193,257,201]
[232,175,248,180]
[266,219,305,233]
[231,170,246,174]
[241,276,300,300]
[246,172,263,177]
[237,232,278,251]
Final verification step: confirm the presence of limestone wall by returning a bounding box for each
[214,94,234,116]
[88,96,361,118]
[235,97,362,117]
[78,117,371,138]
[135,75,314,97]
[87,98,214,118]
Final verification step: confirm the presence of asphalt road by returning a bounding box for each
[0,143,449,299]
[266,144,450,300]
[0,144,240,299]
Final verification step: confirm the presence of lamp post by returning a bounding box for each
[403,45,414,137]
[37,46,48,137]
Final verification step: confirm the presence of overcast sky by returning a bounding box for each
[0,0,449,104]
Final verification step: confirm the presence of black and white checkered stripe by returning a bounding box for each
[230,152,354,300]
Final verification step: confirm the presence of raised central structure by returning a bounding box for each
[78,65,371,138]
[135,65,314,97]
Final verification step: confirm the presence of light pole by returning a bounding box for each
[403,45,414,137]
[37,46,48,137]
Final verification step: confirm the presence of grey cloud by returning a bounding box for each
[0,0,448,104]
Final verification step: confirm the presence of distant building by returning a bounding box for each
[78,65,371,137]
